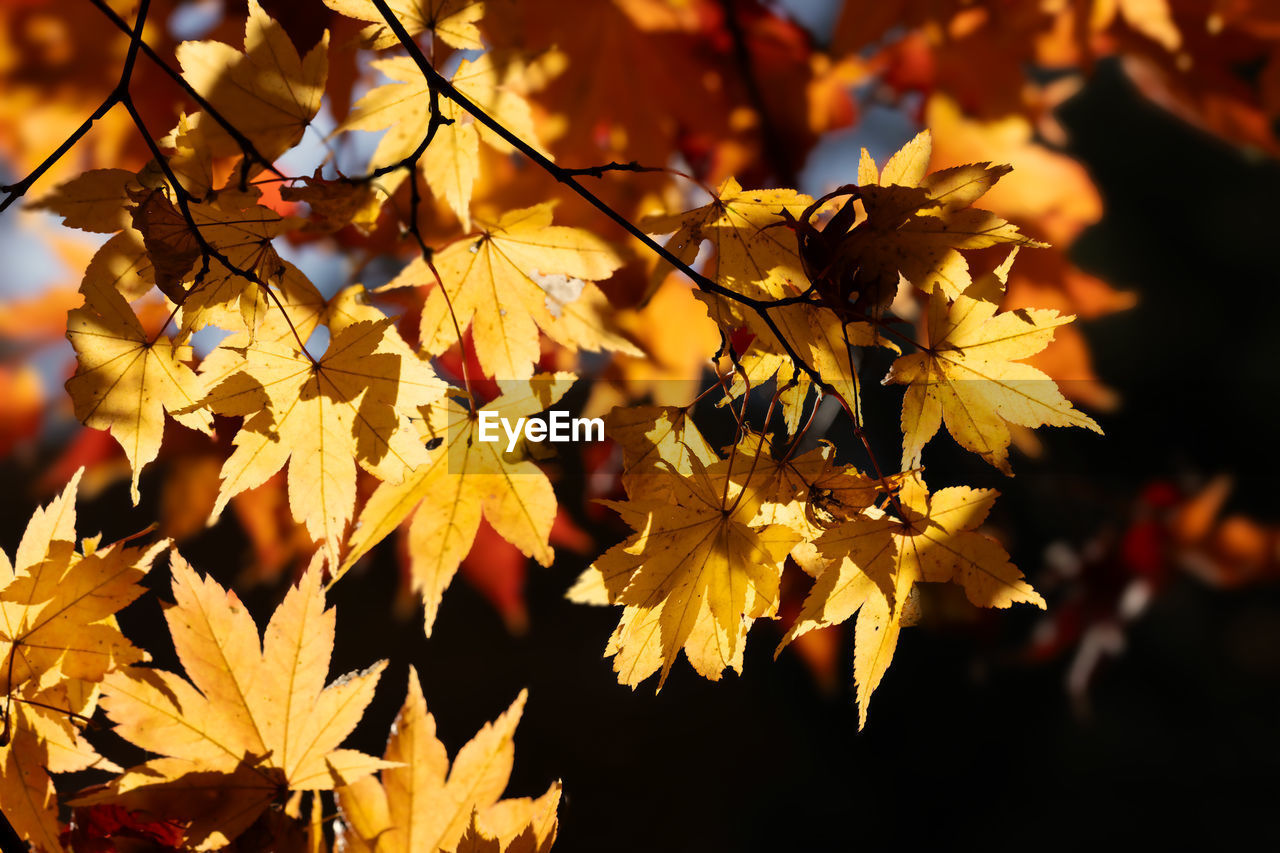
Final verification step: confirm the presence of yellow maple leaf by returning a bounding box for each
[85,553,390,849]
[55,176,326,341]
[81,227,155,304]
[601,404,718,503]
[828,130,1043,307]
[884,250,1102,473]
[644,177,889,422]
[383,204,623,379]
[723,304,888,431]
[0,470,151,851]
[159,189,325,339]
[324,0,486,50]
[780,475,1044,727]
[340,53,547,227]
[1,705,64,852]
[29,167,135,233]
[642,177,813,302]
[66,282,213,503]
[198,312,446,565]
[176,0,328,162]
[337,668,559,853]
[584,447,800,687]
[338,374,573,635]
[729,434,890,577]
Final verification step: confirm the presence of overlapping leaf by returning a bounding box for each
[781,475,1045,726]
[337,669,559,853]
[176,0,328,162]
[385,204,626,379]
[340,52,547,227]
[66,283,213,503]
[831,130,1042,305]
[643,177,888,423]
[324,0,486,50]
[0,471,154,851]
[885,250,1103,473]
[575,416,800,686]
[197,310,446,565]
[339,374,573,634]
[86,554,389,849]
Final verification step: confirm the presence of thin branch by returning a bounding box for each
[86,0,286,182]
[560,160,665,179]
[0,0,151,213]
[364,0,842,402]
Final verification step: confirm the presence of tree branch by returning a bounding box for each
[364,0,843,402]
[0,0,151,213]
[86,0,286,182]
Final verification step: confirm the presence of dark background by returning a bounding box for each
[4,60,1280,853]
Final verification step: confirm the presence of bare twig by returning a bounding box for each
[561,160,665,179]
[0,0,151,213]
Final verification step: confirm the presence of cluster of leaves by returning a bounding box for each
[1,475,556,850]
[33,0,1280,848]
[565,134,1099,714]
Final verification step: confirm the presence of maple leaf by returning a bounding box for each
[338,374,573,635]
[643,177,889,422]
[128,187,325,340]
[383,204,624,379]
[197,311,446,565]
[337,668,559,853]
[0,531,162,697]
[814,130,1043,311]
[581,435,801,687]
[0,470,154,851]
[66,281,213,503]
[781,475,1044,727]
[884,250,1103,473]
[30,167,136,233]
[602,404,718,503]
[340,53,548,227]
[176,0,328,162]
[324,0,486,50]
[84,553,390,849]
[728,434,892,577]
[280,174,384,234]
[49,173,326,341]
[1,705,65,852]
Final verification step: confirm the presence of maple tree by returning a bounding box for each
[2,0,1273,849]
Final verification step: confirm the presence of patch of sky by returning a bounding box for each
[797,96,922,196]
[168,0,225,41]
